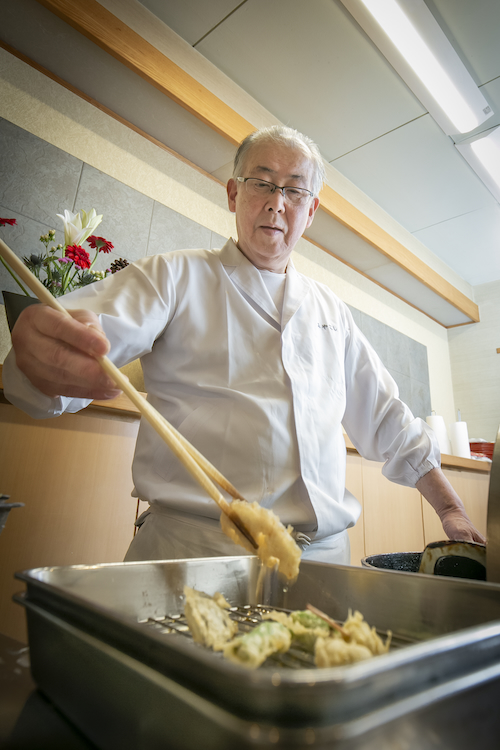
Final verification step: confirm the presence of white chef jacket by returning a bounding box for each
[3,239,440,541]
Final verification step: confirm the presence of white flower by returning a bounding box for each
[56,208,103,247]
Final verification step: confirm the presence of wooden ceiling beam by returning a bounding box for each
[319,186,479,322]
[34,0,479,323]
[35,0,254,145]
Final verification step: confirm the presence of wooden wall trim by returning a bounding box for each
[32,0,479,324]
[319,185,480,322]
[35,0,254,145]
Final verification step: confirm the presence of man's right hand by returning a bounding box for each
[11,304,122,401]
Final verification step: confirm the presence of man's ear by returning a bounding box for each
[227,178,238,213]
[305,196,320,229]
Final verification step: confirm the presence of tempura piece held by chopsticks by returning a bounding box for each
[219,500,301,581]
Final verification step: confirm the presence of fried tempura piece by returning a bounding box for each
[314,609,392,667]
[315,636,373,666]
[262,609,330,652]
[342,610,392,656]
[212,591,232,609]
[291,610,331,631]
[219,500,301,581]
[183,586,238,651]
[223,621,291,669]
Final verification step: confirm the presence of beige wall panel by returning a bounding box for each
[361,458,425,556]
[0,404,139,642]
[345,453,365,566]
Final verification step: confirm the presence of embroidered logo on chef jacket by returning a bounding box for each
[317,323,337,331]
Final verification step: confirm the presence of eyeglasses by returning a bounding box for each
[236,177,314,205]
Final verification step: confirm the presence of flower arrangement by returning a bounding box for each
[0,209,129,297]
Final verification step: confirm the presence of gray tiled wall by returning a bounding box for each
[0,118,226,286]
[0,119,431,419]
[348,306,431,420]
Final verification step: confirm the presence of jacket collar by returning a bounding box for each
[217,238,310,328]
[282,256,310,329]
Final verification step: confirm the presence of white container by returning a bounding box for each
[426,415,452,454]
[449,421,471,459]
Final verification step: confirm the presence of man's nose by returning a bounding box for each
[266,188,285,211]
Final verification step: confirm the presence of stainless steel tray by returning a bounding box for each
[15,557,500,749]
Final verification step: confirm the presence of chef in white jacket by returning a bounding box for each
[3,125,485,563]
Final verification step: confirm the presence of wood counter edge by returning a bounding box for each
[0,362,143,418]
[88,393,145,417]
[0,364,491,473]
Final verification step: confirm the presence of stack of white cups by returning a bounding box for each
[448,421,471,458]
[426,413,471,459]
[425,414,451,454]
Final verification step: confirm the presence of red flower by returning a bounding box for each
[87,235,114,253]
[0,218,17,226]
[65,244,91,269]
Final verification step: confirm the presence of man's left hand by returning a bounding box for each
[439,508,486,544]
[416,467,486,545]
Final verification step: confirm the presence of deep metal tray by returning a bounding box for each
[15,557,500,749]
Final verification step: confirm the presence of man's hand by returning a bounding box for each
[416,467,486,544]
[438,508,486,544]
[11,304,122,401]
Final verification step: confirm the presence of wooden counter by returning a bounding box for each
[0,365,141,642]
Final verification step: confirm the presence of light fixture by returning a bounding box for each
[471,128,500,187]
[339,0,493,136]
[456,127,500,203]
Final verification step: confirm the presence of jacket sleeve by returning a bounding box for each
[2,255,173,419]
[341,308,440,487]
[2,349,91,418]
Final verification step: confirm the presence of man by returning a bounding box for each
[3,125,484,564]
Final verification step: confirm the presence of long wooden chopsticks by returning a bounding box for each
[0,239,257,549]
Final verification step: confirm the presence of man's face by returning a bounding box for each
[226,142,320,273]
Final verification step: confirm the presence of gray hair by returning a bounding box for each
[232,125,326,197]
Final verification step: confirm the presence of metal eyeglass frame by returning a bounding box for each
[236,177,314,204]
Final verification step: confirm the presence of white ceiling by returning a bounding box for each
[137,0,500,289]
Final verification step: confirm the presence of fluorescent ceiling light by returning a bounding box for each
[359,0,486,132]
[471,128,500,189]
[456,127,500,203]
[340,0,493,136]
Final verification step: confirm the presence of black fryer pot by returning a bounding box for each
[362,424,500,581]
